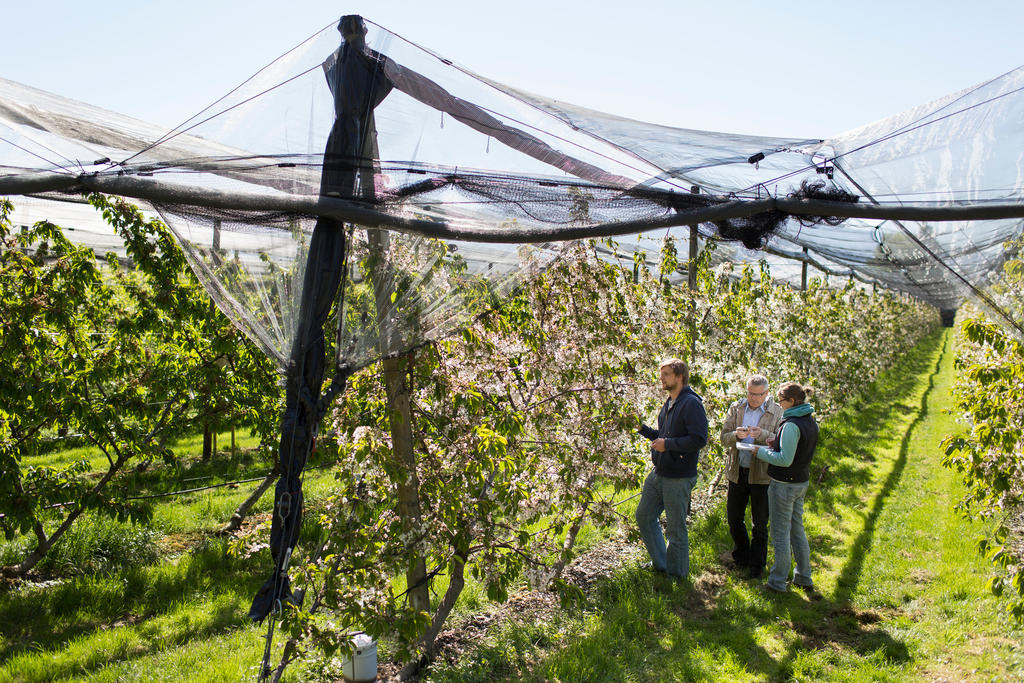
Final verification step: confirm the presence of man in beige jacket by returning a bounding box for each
[720,375,784,578]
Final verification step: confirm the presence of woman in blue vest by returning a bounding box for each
[755,382,820,596]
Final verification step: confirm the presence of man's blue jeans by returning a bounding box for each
[766,478,813,591]
[635,470,698,578]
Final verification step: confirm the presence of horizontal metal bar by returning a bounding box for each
[775,197,1024,221]
[0,172,80,195]
[75,175,767,243]
[4,172,1024,245]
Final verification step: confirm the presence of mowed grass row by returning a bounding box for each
[427,328,1024,682]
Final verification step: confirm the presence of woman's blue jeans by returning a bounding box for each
[766,478,813,591]
[635,470,698,578]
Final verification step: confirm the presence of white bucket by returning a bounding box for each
[341,633,378,682]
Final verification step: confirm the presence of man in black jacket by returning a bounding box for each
[636,358,708,579]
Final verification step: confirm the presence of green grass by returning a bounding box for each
[27,428,263,473]
[428,328,1024,682]
[0,432,324,682]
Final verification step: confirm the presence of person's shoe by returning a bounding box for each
[760,581,788,594]
[642,561,667,575]
[795,583,823,601]
[748,566,764,580]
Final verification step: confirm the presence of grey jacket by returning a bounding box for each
[720,397,784,485]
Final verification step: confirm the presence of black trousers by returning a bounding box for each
[727,468,770,573]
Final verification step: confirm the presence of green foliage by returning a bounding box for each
[0,197,280,573]
[943,241,1024,622]
[36,512,159,576]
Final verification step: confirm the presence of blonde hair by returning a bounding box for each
[777,381,815,404]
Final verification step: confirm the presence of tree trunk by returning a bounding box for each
[550,512,587,582]
[219,467,279,534]
[369,225,431,619]
[202,424,213,461]
[382,353,430,617]
[400,551,467,680]
[268,638,297,683]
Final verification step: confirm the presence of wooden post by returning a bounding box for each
[369,228,431,618]
[206,221,222,463]
[688,187,700,357]
[202,425,212,461]
[687,186,700,291]
[212,218,221,254]
[801,246,809,290]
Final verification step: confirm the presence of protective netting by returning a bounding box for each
[4,18,1023,352]
[152,199,562,368]
[0,18,851,373]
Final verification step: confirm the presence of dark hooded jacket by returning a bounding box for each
[639,386,708,478]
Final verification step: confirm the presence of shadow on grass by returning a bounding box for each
[0,446,337,674]
[0,538,263,666]
[807,328,945,522]
[528,566,913,682]
[828,330,946,605]
[763,332,948,676]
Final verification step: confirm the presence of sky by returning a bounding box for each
[2,0,1021,140]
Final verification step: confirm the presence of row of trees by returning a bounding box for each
[943,236,1024,622]
[0,196,281,576]
[274,238,938,677]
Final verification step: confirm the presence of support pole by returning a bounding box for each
[801,246,808,290]
[687,186,701,292]
[212,218,221,253]
[688,226,699,291]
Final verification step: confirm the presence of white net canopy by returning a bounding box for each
[3,15,1024,370]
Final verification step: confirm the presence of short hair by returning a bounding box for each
[659,358,689,385]
[777,381,815,404]
[747,375,768,389]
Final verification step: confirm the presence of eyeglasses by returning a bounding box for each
[747,389,768,397]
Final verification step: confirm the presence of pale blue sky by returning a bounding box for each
[1,0,1020,139]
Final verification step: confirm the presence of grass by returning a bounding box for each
[427,328,1024,682]
[26,428,263,473]
[0,432,328,682]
